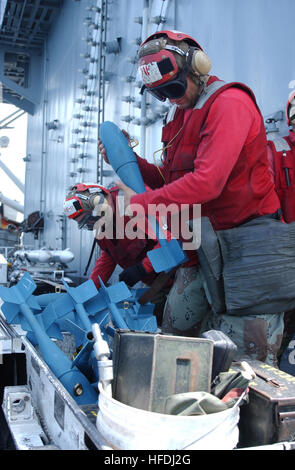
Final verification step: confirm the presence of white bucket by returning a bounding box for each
[96,384,241,450]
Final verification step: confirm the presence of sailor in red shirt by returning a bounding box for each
[266,93,295,358]
[267,91,295,223]
[99,31,284,366]
[63,183,165,290]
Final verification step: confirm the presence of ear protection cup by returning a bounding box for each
[92,193,109,215]
[190,49,212,76]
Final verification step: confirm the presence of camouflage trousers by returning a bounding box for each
[161,265,285,367]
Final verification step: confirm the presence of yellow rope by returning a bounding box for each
[152,124,184,183]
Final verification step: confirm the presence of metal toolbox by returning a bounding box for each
[112,330,213,413]
[236,360,295,447]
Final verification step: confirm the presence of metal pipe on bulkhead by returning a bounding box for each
[96,0,107,185]
[39,40,49,247]
[0,192,24,213]
[100,0,108,185]
[140,0,170,157]
[140,0,149,158]
[0,158,24,193]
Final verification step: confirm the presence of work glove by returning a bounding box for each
[119,262,147,287]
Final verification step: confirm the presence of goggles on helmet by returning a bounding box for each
[140,30,203,50]
[70,183,108,193]
[138,48,189,102]
[63,196,84,219]
[142,71,188,102]
[69,192,106,230]
[64,183,107,223]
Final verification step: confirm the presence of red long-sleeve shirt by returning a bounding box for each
[131,87,266,210]
[89,241,159,289]
[89,188,168,289]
